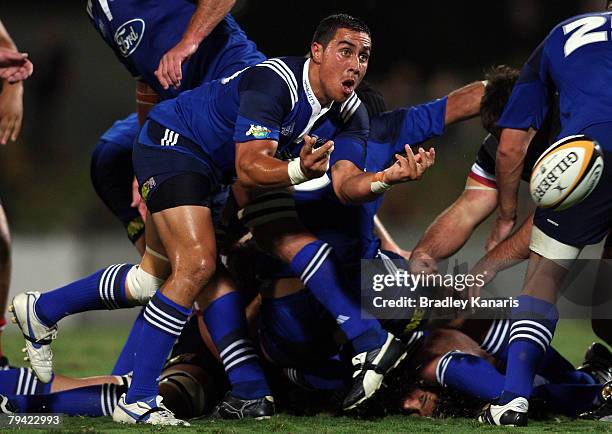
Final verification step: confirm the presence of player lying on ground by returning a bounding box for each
[0,367,130,416]
[388,326,612,421]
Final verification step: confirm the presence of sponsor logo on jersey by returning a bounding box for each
[281,122,295,137]
[115,18,145,57]
[246,124,271,139]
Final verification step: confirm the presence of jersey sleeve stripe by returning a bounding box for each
[266,59,298,94]
[259,61,298,108]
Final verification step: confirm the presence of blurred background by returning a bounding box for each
[0,0,608,326]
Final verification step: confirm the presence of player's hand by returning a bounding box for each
[466,267,495,303]
[383,145,435,184]
[130,177,148,223]
[0,82,23,144]
[155,38,198,90]
[485,215,515,252]
[299,134,334,180]
[0,48,33,83]
[409,251,438,274]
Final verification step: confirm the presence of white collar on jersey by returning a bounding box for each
[302,58,333,115]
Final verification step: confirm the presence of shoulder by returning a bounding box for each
[240,57,304,109]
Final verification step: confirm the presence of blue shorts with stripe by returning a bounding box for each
[133,119,228,212]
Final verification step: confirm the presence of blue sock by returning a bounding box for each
[35,264,134,327]
[0,367,51,396]
[480,318,511,359]
[10,383,126,416]
[112,308,145,375]
[499,295,558,404]
[125,292,190,403]
[437,351,504,400]
[532,383,602,417]
[290,240,387,353]
[203,291,270,399]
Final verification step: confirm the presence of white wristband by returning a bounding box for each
[288,158,308,185]
[370,180,393,194]
[481,80,489,88]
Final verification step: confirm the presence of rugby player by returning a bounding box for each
[0,19,31,368]
[477,4,612,425]
[87,0,266,251]
[247,77,485,410]
[408,65,612,350]
[408,66,552,277]
[392,327,612,420]
[11,14,421,424]
[86,1,275,421]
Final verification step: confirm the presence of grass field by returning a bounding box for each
[4,320,612,433]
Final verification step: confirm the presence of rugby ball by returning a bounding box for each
[529,135,604,211]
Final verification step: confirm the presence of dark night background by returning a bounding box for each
[0,1,604,238]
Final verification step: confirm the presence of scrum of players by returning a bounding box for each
[1,0,612,427]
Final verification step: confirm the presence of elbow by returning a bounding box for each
[235,163,256,189]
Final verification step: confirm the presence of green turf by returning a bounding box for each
[2,320,611,432]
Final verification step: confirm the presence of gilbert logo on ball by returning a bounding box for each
[530,135,604,210]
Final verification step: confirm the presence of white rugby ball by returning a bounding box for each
[529,135,604,211]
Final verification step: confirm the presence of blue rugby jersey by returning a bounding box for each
[86,0,265,99]
[145,57,369,179]
[99,113,139,145]
[293,97,448,264]
[498,12,612,146]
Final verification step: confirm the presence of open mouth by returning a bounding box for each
[341,79,355,95]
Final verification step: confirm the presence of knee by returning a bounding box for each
[126,265,165,305]
[174,247,217,292]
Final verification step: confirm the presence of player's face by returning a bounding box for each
[401,388,439,417]
[317,28,371,103]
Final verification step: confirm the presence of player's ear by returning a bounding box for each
[311,42,323,64]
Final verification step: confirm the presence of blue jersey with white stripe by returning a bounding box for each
[294,97,447,264]
[147,57,369,178]
[498,12,612,146]
[86,0,265,100]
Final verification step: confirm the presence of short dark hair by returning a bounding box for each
[480,65,520,139]
[312,14,371,48]
[356,80,387,118]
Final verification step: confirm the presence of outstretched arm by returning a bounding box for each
[471,213,533,287]
[332,145,435,205]
[486,127,535,251]
[155,0,236,89]
[410,177,498,273]
[444,81,485,125]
